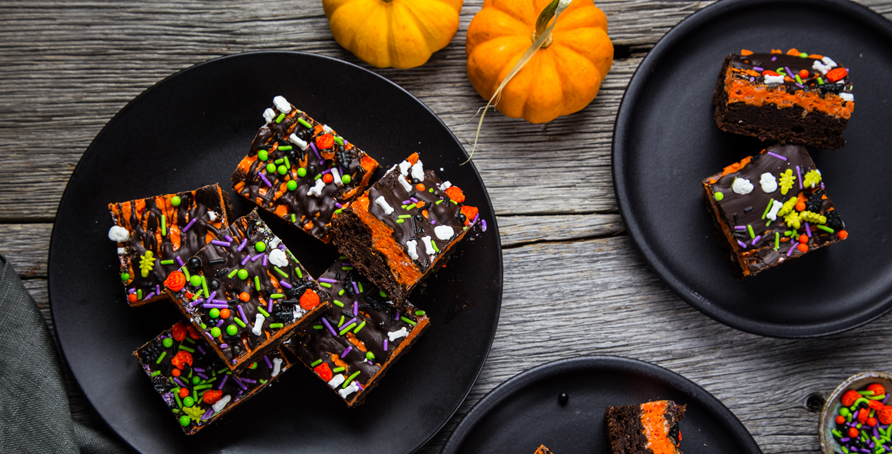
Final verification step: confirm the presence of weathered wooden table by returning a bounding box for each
[2,1,891,452]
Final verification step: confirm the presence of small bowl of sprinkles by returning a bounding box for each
[820,371,892,454]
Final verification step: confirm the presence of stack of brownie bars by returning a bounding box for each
[703,48,852,278]
[107,96,480,434]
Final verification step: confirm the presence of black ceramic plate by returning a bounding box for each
[48,51,502,453]
[441,356,761,454]
[613,0,892,338]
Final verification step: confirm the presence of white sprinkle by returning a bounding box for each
[307,178,325,197]
[212,395,231,413]
[108,226,130,242]
[252,313,265,336]
[440,181,452,190]
[321,124,333,133]
[262,108,276,123]
[410,160,425,182]
[840,93,854,102]
[271,357,283,377]
[289,133,308,150]
[421,236,435,255]
[268,236,281,249]
[759,172,778,193]
[822,56,838,68]
[327,374,345,388]
[273,96,291,114]
[117,247,126,255]
[331,167,343,187]
[406,240,419,260]
[398,161,411,177]
[375,196,394,215]
[268,249,288,267]
[207,211,218,222]
[766,200,784,221]
[388,327,408,341]
[732,178,754,195]
[397,175,412,192]
[812,60,832,75]
[338,381,360,399]
[434,225,454,241]
[763,74,785,84]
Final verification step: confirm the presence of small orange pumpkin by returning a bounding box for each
[323,0,464,69]
[466,0,613,123]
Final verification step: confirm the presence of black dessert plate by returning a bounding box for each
[48,51,502,453]
[441,356,762,454]
[613,0,892,337]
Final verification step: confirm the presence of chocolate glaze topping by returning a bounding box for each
[109,184,232,306]
[167,210,329,372]
[729,52,852,95]
[135,323,289,435]
[289,260,429,405]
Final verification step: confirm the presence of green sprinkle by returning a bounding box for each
[138,289,143,300]
[353,321,366,333]
[269,323,283,329]
[312,325,323,330]
[184,337,196,344]
[297,167,307,178]
[259,379,266,384]
[396,219,405,224]
[238,269,248,280]
[320,282,331,288]
[339,323,357,336]
[868,394,887,401]
[160,259,175,265]
[338,289,345,296]
[291,214,297,223]
[747,224,755,239]
[274,266,289,278]
[279,145,293,151]
[257,307,270,318]
[161,215,167,236]
[171,195,181,207]
[379,291,386,297]
[406,203,417,210]
[784,230,793,237]
[761,198,774,220]
[193,384,213,390]
[341,175,352,184]
[284,156,290,169]
[799,52,808,58]
[333,299,344,307]
[174,393,183,409]
[398,214,412,218]
[415,310,426,316]
[341,266,353,271]
[269,293,284,299]
[817,225,835,234]
[332,367,345,373]
[255,276,261,291]
[366,351,375,361]
[358,282,363,293]
[343,371,361,387]
[436,200,443,205]
[714,192,724,202]
[121,272,130,281]
[228,269,239,279]
[400,316,416,326]
[181,267,190,280]
[163,337,174,348]
[818,76,824,84]
[178,345,195,353]
[275,113,285,123]
[432,241,440,253]
[151,370,161,377]
[451,200,458,205]
[774,232,780,250]
[275,158,284,164]
[295,267,303,279]
[795,74,803,84]
[334,136,344,146]
[155,351,167,364]
[234,317,246,328]
[334,209,343,215]
[258,150,269,161]
[298,118,312,128]
[201,275,209,298]
[338,315,345,327]
[311,359,323,367]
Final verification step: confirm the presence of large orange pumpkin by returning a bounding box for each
[323,0,463,69]
[466,0,613,123]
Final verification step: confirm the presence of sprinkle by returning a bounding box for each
[344,371,361,387]
[224,235,233,242]
[279,280,292,289]
[173,377,187,388]
[787,243,797,257]
[766,151,788,161]
[250,254,262,262]
[160,259,175,265]
[178,345,195,353]
[255,276,261,291]
[319,277,337,284]
[310,142,322,162]
[333,299,344,307]
[737,240,747,249]
[240,254,252,265]
[753,66,764,71]
[182,218,197,233]
[353,301,358,317]
[343,346,353,357]
[321,318,338,336]
[155,351,167,364]
[298,117,312,129]
[262,254,268,267]
[817,225,835,233]
[258,172,272,187]
[383,339,388,351]
[176,256,185,267]
[747,224,755,239]
[161,215,167,236]
[274,267,289,278]
[211,240,231,247]
[234,317,246,328]
[233,377,247,391]
[352,282,360,294]
[762,198,775,220]
[265,356,273,370]
[269,323,283,328]
[237,305,248,324]
[771,56,777,61]
[796,166,803,189]
[332,367,345,373]
[269,293,284,299]
[237,239,248,252]
[227,269,238,278]
[775,232,780,250]
[805,222,812,238]
[353,321,366,333]
[202,303,228,309]
[320,282,332,288]
[734,226,747,231]
[400,316,417,326]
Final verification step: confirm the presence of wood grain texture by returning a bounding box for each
[3,0,892,453]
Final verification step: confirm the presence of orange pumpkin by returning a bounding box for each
[466,0,613,123]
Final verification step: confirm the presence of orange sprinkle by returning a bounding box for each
[786,48,801,56]
[239,292,250,302]
[799,234,808,244]
[838,230,849,240]
[322,174,334,184]
[415,183,425,191]
[220,308,231,319]
[740,49,753,56]
[795,201,806,212]
[798,69,810,79]
[798,243,809,253]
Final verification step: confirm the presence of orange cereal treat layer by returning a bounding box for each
[330,153,479,305]
[107,184,234,307]
[605,400,686,454]
[713,48,854,150]
[232,95,379,244]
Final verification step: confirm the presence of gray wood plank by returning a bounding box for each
[0,223,51,278]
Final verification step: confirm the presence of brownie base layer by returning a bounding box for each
[714,100,847,150]
[605,406,649,453]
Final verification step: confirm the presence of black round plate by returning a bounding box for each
[441,356,761,454]
[613,0,892,338]
[48,51,503,453]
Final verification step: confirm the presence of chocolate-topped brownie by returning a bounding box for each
[605,401,685,454]
[164,210,331,376]
[330,153,478,304]
[534,446,554,454]
[134,321,290,435]
[714,48,854,150]
[107,184,233,307]
[288,258,430,406]
[702,144,847,278]
[232,96,379,244]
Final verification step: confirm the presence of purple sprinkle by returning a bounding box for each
[193,367,206,373]
[431,220,436,225]
[217,375,229,390]
[339,164,344,177]
[751,235,761,246]
[240,255,251,266]
[766,151,788,161]
[173,377,187,388]
[262,254,268,267]
[341,262,353,267]
[840,437,850,442]
[250,254,262,262]
[343,346,353,357]
[239,377,257,384]
[787,243,797,257]
[383,340,388,351]
[322,318,338,336]
[279,280,292,289]
[197,346,206,355]
[753,66,764,71]
[202,303,228,309]
[737,240,747,249]
[211,240,231,247]
[795,83,804,88]
[233,377,247,391]
[797,166,803,189]
[207,291,217,301]
[220,343,228,348]
[197,373,209,380]
[237,238,248,252]
[734,226,747,231]
[211,299,228,304]
[258,172,273,188]
[394,310,400,321]
[156,284,161,295]
[352,282,360,295]
[264,355,273,370]
[402,200,411,205]
[216,319,225,328]
[182,218,197,233]
[353,301,358,317]
[278,244,286,250]
[204,331,214,340]
[310,142,322,161]
[267,299,273,313]
[224,235,233,242]
[238,305,247,324]
[129,288,136,294]
[410,197,419,203]
[319,277,337,284]
[343,317,357,329]
[771,56,777,61]
[144,292,156,300]
[820,182,825,190]
[319,159,327,167]
[482,219,487,232]
[190,298,204,307]
[749,76,755,82]
[321,168,333,175]
[335,202,343,208]
[805,222,812,238]
[202,408,214,420]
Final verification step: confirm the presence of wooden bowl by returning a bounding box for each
[819,371,892,453]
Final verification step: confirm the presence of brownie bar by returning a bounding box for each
[287,258,430,406]
[714,48,854,150]
[330,153,478,304]
[107,183,234,307]
[164,210,331,376]
[134,322,290,435]
[534,445,554,454]
[232,95,379,244]
[605,401,685,454]
[702,144,847,278]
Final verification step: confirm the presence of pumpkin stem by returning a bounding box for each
[464,0,571,164]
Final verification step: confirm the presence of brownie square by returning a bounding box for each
[164,210,331,376]
[134,321,290,435]
[534,446,554,454]
[702,144,847,278]
[713,48,854,150]
[330,153,478,305]
[287,258,430,407]
[107,183,234,307]
[232,95,379,244]
[604,401,685,454]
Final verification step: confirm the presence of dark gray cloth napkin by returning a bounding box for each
[0,254,134,454]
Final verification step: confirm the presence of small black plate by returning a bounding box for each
[441,356,761,454]
[613,0,892,337]
[48,51,502,453]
